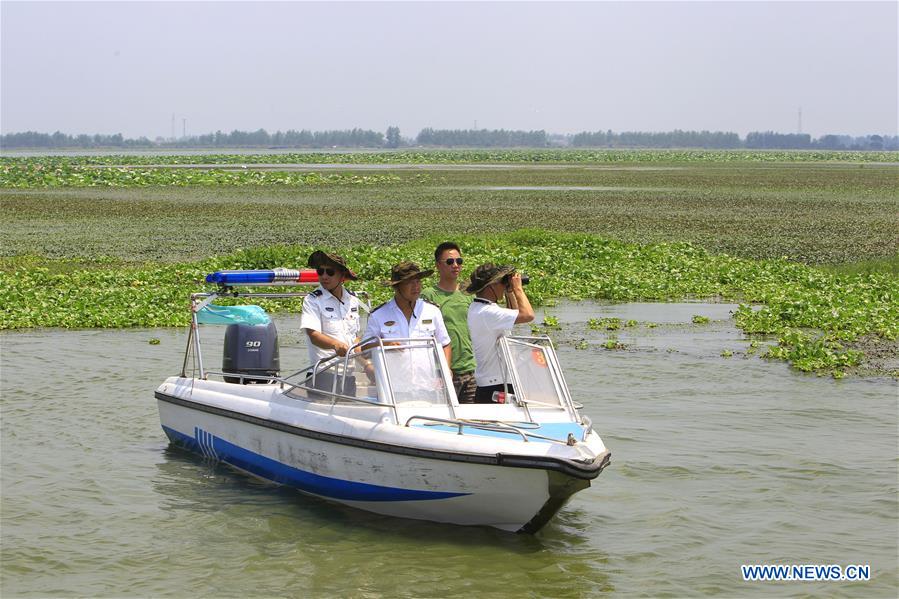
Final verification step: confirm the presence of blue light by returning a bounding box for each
[205,270,277,285]
[205,268,317,286]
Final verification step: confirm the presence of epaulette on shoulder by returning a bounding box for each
[310,289,323,297]
[422,298,440,308]
[346,289,357,297]
[370,301,389,313]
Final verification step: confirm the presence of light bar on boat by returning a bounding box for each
[205,268,319,286]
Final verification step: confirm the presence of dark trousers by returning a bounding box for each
[474,384,515,404]
[453,371,477,404]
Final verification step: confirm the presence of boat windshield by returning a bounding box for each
[374,339,452,406]
[287,337,453,407]
[500,337,571,411]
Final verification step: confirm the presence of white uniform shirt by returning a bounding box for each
[364,298,451,347]
[300,285,361,365]
[364,297,451,403]
[468,298,518,386]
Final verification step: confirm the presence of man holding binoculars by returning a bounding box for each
[465,264,535,404]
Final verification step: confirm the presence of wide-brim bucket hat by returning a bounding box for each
[464,263,515,294]
[383,261,434,286]
[307,250,358,280]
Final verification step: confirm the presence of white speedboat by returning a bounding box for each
[155,269,611,533]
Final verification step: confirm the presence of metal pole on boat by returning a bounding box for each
[543,337,579,421]
[189,296,206,379]
[181,318,193,377]
[433,338,457,420]
[374,339,400,425]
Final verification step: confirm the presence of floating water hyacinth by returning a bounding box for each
[2,151,896,377]
[2,148,898,168]
[0,162,402,188]
[3,230,894,376]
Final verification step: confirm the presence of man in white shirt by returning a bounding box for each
[300,250,372,395]
[465,263,535,403]
[363,262,453,403]
[364,261,452,361]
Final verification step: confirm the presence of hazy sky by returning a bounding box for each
[2,1,896,138]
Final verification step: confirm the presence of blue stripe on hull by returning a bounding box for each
[162,425,469,502]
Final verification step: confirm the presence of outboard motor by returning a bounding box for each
[223,321,280,384]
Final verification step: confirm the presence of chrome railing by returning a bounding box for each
[280,335,457,424]
[404,415,586,445]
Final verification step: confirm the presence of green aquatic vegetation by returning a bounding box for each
[602,337,626,350]
[3,149,897,168]
[1,229,897,376]
[0,162,402,188]
[733,272,899,340]
[574,339,589,350]
[542,315,561,329]
[765,329,863,373]
[3,161,896,265]
[820,256,899,277]
[692,315,711,324]
[720,349,733,358]
[588,317,621,331]
[730,266,897,375]
[148,338,161,345]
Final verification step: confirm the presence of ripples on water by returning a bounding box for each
[1,303,896,597]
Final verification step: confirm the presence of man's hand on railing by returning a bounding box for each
[359,339,402,353]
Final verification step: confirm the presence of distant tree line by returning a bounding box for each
[744,132,812,149]
[181,128,386,148]
[1,128,895,151]
[572,130,895,151]
[416,128,547,147]
[0,128,385,150]
[572,129,742,149]
[0,131,154,148]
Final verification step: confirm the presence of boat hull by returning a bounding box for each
[157,392,608,532]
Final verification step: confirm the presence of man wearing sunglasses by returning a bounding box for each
[420,242,476,403]
[300,250,372,394]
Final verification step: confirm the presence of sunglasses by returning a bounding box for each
[442,258,464,266]
[316,267,338,276]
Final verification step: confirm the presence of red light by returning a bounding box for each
[297,269,318,284]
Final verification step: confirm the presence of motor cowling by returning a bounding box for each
[223,322,280,384]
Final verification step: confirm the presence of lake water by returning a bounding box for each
[2,302,896,597]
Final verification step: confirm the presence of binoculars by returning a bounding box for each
[502,272,530,286]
